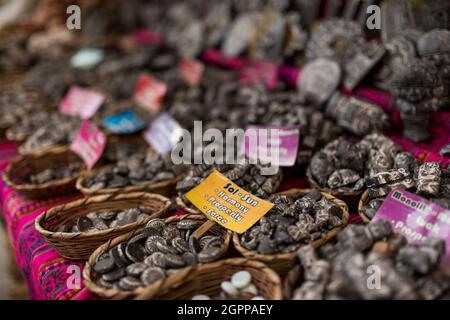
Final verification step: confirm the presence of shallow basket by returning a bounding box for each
[76,165,181,197]
[283,265,302,299]
[135,258,282,300]
[83,214,232,300]
[35,192,171,260]
[306,166,364,211]
[101,134,150,164]
[3,146,85,199]
[358,190,371,223]
[232,188,349,275]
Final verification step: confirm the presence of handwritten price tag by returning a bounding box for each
[133,73,167,114]
[70,120,106,169]
[143,113,183,155]
[185,171,274,234]
[60,86,105,119]
[178,58,204,86]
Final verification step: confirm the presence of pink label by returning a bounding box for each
[133,73,167,114]
[244,126,300,166]
[70,120,106,169]
[240,61,279,90]
[60,86,105,119]
[373,190,450,270]
[179,58,204,86]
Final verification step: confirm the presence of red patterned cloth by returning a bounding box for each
[0,141,97,300]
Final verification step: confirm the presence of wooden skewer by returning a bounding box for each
[191,220,216,239]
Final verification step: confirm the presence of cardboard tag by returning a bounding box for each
[102,111,146,134]
[143,113,183,154]
[185,171,274,234]
[240,61,278,90]
[60,86,105,119]
[70,120,106,169]
[373,190,450,269]
[178,58,204,86]
[244,126,300,167]
[133,73,167,114]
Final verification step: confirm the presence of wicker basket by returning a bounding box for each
[358,190,371,223]
[101,134,150,164]
[283,265,302,299]
[306,166,364,211]
[3,146,85,199]
[35,192,171,260]
[233,188,349,275]
[136,258,282,300]
[83,214,232,299]
[76,165,181,197]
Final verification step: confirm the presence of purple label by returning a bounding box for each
[244,126,300,167]
[373,189,450,270]
[143,113,183,155]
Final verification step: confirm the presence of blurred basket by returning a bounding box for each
[101,134,150,164]
[35,192,171,260]
[136,258,282,300]
[283,264,302,299]
[3,146,84,199]
[83,214,232,299]
[306,166,364,211]
[232,188,349,275]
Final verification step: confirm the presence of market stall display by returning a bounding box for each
[0,0,448,301]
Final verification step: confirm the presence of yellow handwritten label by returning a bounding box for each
[185,170,274,234]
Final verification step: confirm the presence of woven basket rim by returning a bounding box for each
[35,192,171,240]
[18,142,70,155]
[358,190,371,223]
[3,146,85,192]
[175,196,201,214]
[76,164,181,195]
[283,264,302,299]
[83,214,232,299]
[232,188,350,264]
[5,127,28,142]
[135,258,283,300]
[306,166,365,197]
